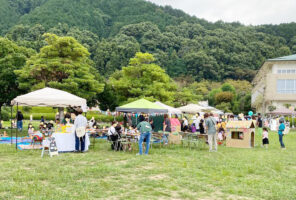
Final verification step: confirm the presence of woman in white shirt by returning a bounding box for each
[108,122,119,150]
[182,117,189,132]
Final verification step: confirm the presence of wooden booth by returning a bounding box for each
[226,121,255,148]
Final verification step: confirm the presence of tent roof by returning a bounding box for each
[226,121,255,129]
[200,105,224,114]
[154,101,181,115]
[178,104,205,114]
[268,54,296,61]
[267,108,295,115]
[116,99,168,114]
[11,87,87,108]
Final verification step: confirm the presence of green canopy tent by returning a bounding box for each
[116,99,168,114]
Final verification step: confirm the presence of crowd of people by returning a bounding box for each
[9,109,289,154]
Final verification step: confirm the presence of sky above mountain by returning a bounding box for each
[147,0,296,25]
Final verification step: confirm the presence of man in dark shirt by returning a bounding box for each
[257,113,263,135]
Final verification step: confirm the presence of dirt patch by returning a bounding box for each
[149,174,168,181]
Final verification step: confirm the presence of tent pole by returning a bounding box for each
[16,103,18,151]
[10,106,13,145]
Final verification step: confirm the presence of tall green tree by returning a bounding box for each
[109,52,177,105]
[15,33,104,104]
[0,37,34,118]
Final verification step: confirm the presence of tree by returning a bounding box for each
[96,83,119,111]
[0,37,35,119]
[221,83,236,94]
[216,102,232,113]
[215,92,234,104]
[109,52,177,105]
[15,33,104,104]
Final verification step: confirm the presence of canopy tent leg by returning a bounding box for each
[16,103,18,151]
[10,106,12,145]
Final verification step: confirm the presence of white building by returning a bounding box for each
[252,54,296,114]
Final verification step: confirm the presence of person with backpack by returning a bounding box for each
[136,117,152,155]
[205,113,217,152]
[74,108,87,153]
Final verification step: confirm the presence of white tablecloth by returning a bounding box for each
[52,132,90,152]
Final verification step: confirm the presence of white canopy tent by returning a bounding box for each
[10,87,88,151]
[178,103,224,115]
[154,101,182,115]
[11,87,87,109]
[178,104,205,114]
[201,105,224,115]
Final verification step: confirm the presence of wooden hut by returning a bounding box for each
[226,121,255,148]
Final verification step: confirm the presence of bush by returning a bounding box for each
[22,106,32,113]
[23,113,56,121]
[0,107,11,121]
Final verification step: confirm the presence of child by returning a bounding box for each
[199,119,205,134]
[262,127,269,148]
[28,124,34,137]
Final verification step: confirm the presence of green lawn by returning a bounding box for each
[0,131,296,200]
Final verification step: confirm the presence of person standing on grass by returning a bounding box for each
[278,119,286,149]
[205,113,217,152]
[163,114,171,144]
[257,113,263,135]
[262,128,269,149]
[74,108,88,153]
[136,117,152,155]
[16,111,24,132]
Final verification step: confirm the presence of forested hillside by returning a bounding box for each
[0,0,295,82]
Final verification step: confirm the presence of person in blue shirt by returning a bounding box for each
[278,119,286,149]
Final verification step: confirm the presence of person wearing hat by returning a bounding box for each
[74,108,88,152]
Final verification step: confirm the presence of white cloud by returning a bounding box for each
[146,0,296,25]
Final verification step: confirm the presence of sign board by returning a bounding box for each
[49,137,59,157]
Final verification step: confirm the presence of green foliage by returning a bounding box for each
[221,83,236,94]
[96,83,119,111]
[0,37,35,116]
[0,0,294,82]
[1,106,11,121]
[216,102,232,113]
[215,92,234,104]
[15,33,104,104]
[208,89,222,105]
[109,52,177,105]
[23,113,56,121]
[268,105,277,112]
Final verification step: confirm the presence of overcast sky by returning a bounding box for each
[146,0,296,25]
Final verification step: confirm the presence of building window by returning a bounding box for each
[277,79,296,94]
[277,69,296,74]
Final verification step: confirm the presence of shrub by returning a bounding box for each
[23,113,56,121]
[1,107,11,121]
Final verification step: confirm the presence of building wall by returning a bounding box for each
[263,62,296,112]
[252,61,296,113]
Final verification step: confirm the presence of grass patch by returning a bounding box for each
[0,131,296,199]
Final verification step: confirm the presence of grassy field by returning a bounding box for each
[0,131,296,200]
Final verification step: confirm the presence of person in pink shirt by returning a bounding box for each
[262,128,269,149]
